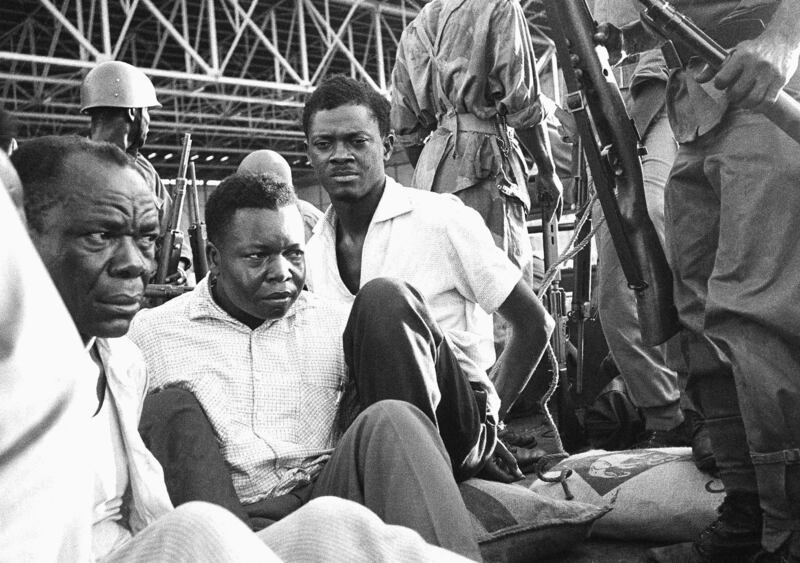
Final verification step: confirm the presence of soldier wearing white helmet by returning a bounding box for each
[81,60,190,282]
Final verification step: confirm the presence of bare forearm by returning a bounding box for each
[764,0,800,47]
[691,0,800,108]
[516,120,564,220]
[491,320,553,422]
[491,281,556,422]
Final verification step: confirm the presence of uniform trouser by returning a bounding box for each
[592,109,684,431]
[102,497,469,562]
[664,108,800,552]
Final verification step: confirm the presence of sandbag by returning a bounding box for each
[529,448,724,542]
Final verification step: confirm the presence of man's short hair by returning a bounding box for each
[206,173,298,246]
[302,75,391,138]
[10,135,136,232]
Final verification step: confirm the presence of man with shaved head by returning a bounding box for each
[237,149,323,242]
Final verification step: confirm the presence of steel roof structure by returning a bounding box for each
[1,0,554,181]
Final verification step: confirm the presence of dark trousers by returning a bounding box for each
[343,277,494,481]
[139,278,489,559]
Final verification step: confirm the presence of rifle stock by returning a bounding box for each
[543,0,680,346]
[637,0,800,146]
[144,284,193,299]
[154,133,191,284]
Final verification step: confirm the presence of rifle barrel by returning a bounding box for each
[154,133,192,284]
[187,161,210,281]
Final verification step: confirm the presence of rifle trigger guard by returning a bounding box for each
[628,280,648,291]
[566,91,586,113]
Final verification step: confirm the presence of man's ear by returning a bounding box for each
[383,132,395,162]
[126,108,137,123]
[207,241,221,277]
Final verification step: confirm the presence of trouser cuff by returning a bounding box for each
[641,400,683,431]
[751,450,800,552]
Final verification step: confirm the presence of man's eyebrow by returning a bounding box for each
[75,212,127,229]
[139,219,161,232]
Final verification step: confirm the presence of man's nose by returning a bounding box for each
[330,141,353,162]
[109,237,150,279]
[265,255,293,283]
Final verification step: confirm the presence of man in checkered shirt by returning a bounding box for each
[130,173,483,560]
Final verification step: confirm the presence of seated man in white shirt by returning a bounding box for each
[11,135,470,563]
[0,147,93,561]
[303,75,556,480]
[129,173,483,560]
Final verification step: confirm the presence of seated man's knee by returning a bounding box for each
[291,496,363,526]
[171,501,236,525]
[354,277,421,317]
[140,387,210,432]
[355,400,434,439]
[156,502,272,559]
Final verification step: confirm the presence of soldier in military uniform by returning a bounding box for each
[81,61,191,282]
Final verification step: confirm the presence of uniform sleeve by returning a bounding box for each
[390,20,438,148]
[444,200,522,315]
[487,0,546,129]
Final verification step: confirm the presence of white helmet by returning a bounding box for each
[80,61,161,113]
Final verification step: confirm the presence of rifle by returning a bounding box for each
[143,284,193,299]
[567,138,593,394]
[542,0,680,346]
[539,194,584,450]
[637,0,800,146]
[154,132,191,284]
[187,162,209,281]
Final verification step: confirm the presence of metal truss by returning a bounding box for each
[1,0,553,180]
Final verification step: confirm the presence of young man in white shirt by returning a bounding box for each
[303,76,556,482]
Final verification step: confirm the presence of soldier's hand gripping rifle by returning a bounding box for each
[542,0,680,346]
[154,132,191,285]
[187,162,209,281]
[636,0,800,146]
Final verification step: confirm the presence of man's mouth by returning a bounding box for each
[100,294,143,305]
[96,294,143,314]
[330,170,359,182]
[262,290,295,303]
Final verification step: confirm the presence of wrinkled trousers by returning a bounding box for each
[665,108,800,552]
